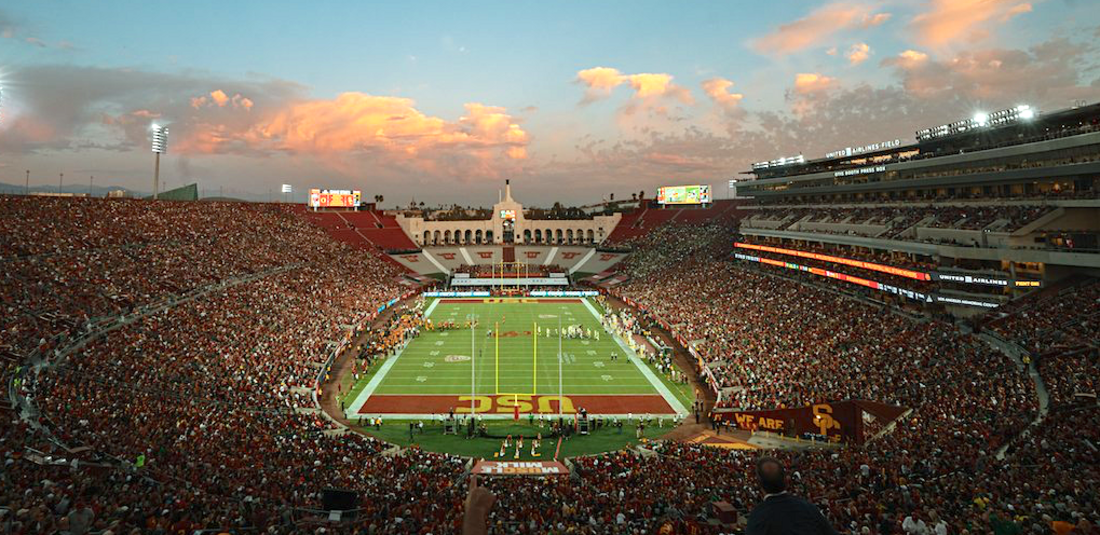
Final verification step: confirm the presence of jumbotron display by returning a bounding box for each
[657,184,711,205]
[309,188,362,208]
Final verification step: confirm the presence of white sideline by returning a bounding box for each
[347,298,441,415]
[581,298,688,416]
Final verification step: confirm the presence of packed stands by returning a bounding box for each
[987,277,1100,407]
[3,195,1097,534]
[603,200,742,246]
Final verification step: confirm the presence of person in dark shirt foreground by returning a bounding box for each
[747,457,839,535]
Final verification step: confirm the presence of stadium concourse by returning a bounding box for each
[2,194,1098,535]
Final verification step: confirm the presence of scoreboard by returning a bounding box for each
[657,184,711,205]
[309,189,361,208]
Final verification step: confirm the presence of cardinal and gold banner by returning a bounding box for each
[711,400,906,445]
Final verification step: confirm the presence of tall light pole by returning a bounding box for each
[89,175,94,197]
[151,124,168,200]
[59,173,63,195]
[25,170,29,196]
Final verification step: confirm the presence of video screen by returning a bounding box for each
[657,184,711,205]
[309,189,361,208]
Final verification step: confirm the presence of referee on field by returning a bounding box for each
[746,457,839,535]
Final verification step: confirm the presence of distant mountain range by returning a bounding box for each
[0,181,144,197]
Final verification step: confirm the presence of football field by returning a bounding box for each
[348,298,689,418]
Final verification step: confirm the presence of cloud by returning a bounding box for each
[847,42,871,65]
[701,78,744,111]
[911,0,1033,47]
[896,49,930,63]
[191,90,254,110]
[210,89,230,107]
[575,67,693,106]
[0,65,528,180]
[0,11,17,40]
[576,67,627,103]
[233,94,254,110]
[0,11,76,50]
[575,66,693,119]
[793,73,837,94]
[882,37,1095,101]
[242,93,527,159]
[751,2,891,56]
[861,13,892,27]
[789,73,839,117]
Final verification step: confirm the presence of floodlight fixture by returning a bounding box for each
[151,124,169,200]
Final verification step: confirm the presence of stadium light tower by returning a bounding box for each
[151,124,168,200]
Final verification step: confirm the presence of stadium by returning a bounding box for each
[2,3,1099,535]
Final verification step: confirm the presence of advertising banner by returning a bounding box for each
[471,460,569,477]
[451,277,570,287]
[711,400,906,445]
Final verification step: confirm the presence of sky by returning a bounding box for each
[0,0,1098,205]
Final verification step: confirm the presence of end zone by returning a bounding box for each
[355,393,675,419]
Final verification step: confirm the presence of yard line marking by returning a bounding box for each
[581,298,688,416]
[348,299,440,415]
[375,384,654,389]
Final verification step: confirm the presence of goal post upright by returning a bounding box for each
[495,321,500,395]
[470,307,476,416]
[532,320,537,396]
[558,315,563,418]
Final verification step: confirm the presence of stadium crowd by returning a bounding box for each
[2,196,1097,534]
[602,217,1096,533]
[988,278,1100,407]
[744,204,1055,235]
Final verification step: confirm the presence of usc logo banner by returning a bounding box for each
[712,399,905,445]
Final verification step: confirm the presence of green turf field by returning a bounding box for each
[345,297,691,418]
